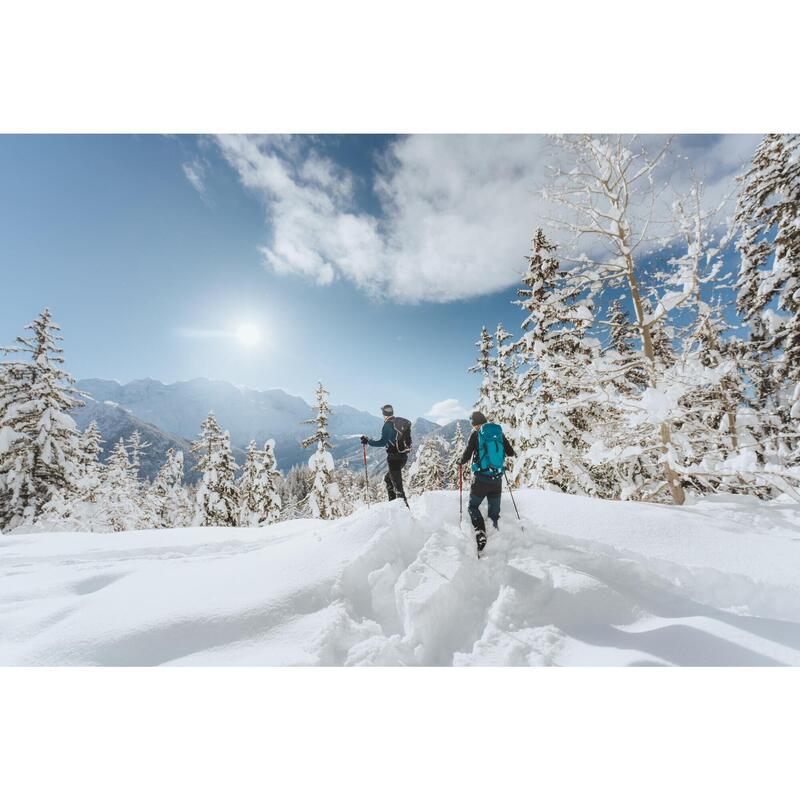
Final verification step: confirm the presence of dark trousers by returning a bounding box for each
[468,474,502,533]
[384,454,408,500]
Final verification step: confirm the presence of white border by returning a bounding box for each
[2,668,797,799]
[1,1,797,133]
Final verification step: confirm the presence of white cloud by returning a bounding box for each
[424,398,470,426]
[215,134,762,304]
[182,159,207,194]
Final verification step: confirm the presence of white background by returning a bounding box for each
[2,1,799,798]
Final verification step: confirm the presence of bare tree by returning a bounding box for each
[543,135,725,504]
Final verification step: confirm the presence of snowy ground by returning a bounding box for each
[2,490,800,666]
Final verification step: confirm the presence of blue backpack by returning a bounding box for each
[473,423,505,477]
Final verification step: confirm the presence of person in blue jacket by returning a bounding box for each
[360,404,408,502]
[459,410,516,552]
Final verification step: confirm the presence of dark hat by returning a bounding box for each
[381,404,394,417]
[470,410,488,426]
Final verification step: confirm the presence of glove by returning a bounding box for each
[360,435,369,445]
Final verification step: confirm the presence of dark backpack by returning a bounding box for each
[473,423,505,477]
[392,417,412,454]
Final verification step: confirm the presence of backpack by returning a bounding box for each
[392,417,412,454]
[472,423,505,477]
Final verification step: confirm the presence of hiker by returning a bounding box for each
[361,404,413,503]
[459,410,516,552]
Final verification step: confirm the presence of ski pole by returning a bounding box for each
[362,443,370,507]
[458,464,463,525]
[503,472,525,534]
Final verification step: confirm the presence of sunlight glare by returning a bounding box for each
[236,323,261,347]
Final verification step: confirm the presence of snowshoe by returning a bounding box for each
[476,531,487,554]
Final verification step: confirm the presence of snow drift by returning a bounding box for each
[2,490,800,666]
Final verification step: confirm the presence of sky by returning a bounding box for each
[0,134,762,422]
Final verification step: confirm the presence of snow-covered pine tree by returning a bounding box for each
[0,309,84,531]
[734,133,800,460]
[509,229,598,494]
[333,461,360,515]
[93,438,151,531]
[280,464,312,519]
[489,322,521,471]
[675,308,748,492]
[151,448,191,528]
[126,430,151,480]
[77,421,105,503]
[446,421,465,489]
[238,439,282,526]
[407,435,448,495]
[301,383,345,520]
[605,298,649,394]
[191,412,239,527]
[469,326,495,418]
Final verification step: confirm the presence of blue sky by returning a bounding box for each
[0,134,760,421]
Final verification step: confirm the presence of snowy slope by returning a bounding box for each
[2,491,799,666]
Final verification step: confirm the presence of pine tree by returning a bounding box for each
[77,421,105,503]
[151,448,191,528]
[238,439,282,526]
[95,439,150,531]
[469,327,495,417]
[446,422,465,488]
[0,309,84,531]
[191,412,239,526]
[126,430,151,480]
[734,134,800,458]
[510,229,598,494]
[301,383,345,520]
[490,323,521,468]
[408,436,448,495]
[605,298,648,393]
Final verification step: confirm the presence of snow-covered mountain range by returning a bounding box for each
[72,378,468,480]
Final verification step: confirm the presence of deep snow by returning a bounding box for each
[2,490,800,666]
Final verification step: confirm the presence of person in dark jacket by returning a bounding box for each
[361,404,408,503]
[459,410,516,551]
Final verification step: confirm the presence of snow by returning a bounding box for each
[2,490,800,667]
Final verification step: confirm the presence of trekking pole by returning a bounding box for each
[362,443,371,507]
[458,464,463,525]
[503,472,525,534]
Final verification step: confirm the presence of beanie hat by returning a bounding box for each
[470,410,488,426]
[381,404,394,417]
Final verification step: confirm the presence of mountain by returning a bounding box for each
[75,378,382,473]
[71,398,201,482]
[73,378,470,479]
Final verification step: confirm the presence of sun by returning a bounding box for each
[235,323,261,347]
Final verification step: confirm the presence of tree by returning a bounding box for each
[604,298,648,394]
[77,421,105,503]
[446,422,465,488]
[238,439,282,526]
[151,448,191,528]
[408,435,448,495]
[509,229,598,494]
[301,383,345,519]
[543,136,705,504]
[734,134,800,459]
[0,309,84,531]
[469,327,495,417]
[94,438,154,531]
[126,430,151,481]
[191,411,239,526]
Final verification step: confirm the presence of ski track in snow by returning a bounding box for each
[1,490,800,666]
